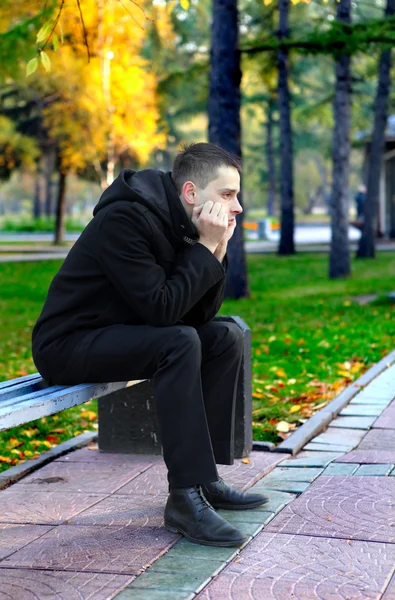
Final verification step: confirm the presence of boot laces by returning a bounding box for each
[191,485,214,514]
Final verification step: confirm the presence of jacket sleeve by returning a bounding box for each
[181,255,228,327]
[97,205,225,327]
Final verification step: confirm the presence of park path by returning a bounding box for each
[0,361,394,599]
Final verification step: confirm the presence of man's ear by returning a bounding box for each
[181,181,197,206]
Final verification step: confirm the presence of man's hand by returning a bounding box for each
[213,219,237,262]
[192,201,229,254]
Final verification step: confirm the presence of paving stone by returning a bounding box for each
[328,416,376,429]
[0,523,52,560]
[148,555,225,577]
[217,452,289,490]
[323,463,359,475]
[308,427,367,447]
[231,521,262,538]
[374,403,395,429]
[12,461,143,494]
[245,489,295,513]
[279,454,342,468]
[114,473,168,496]
[0,490,108,525]
[340,405,383,417]
[334,450,395,464]
[56,447,160,468]
[0,568,134,600]
[216,509,275,525]
[350,395,391,406]
[354,388,395,402]
[169,539,239,562]
[116,590,194,600]
[195,533,395,600]
[265,475,395,543]
[129,571,210,593]
[383,572,395,599]
[303,443,353,452]
[259,467,322,483]
[69,494,165,527]
[358,429,395,451]
[254,480,310,494]
[1,524,178,574]
[354,464,394,476]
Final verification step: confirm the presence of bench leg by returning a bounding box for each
[97,316,252,458]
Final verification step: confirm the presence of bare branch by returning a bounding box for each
[41,0,65,51]
[76,0,91,61]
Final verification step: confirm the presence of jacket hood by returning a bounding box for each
[93,168,199,246]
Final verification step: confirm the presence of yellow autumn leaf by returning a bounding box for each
[252,392,263,399]
[289,405,301,413]
[9,437,21,447]
[263,0,273,5]
[0,456,12,463]
[180,0,189,9]
[80,411,97,421]
[275,368,287,378]
[337,370,352,378]
[241,458,250,464]
[276,421,290,433]
[21,428,39,438]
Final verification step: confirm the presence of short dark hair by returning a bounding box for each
[172,142,241,194]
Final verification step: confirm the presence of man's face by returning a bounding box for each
[194,166,242,225]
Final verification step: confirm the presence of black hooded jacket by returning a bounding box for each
[32,169,227,358]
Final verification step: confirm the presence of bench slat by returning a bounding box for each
[0,385,66,410]
[0,374,41,391]
[0,380,134,431]
[0,379,52,402]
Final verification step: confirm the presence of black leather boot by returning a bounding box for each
[164,486,247,547]
[201,477,268,510]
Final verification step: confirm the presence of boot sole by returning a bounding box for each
[210,499,268,510]
[165,523,246,547]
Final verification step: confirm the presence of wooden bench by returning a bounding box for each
[0,316,252,459]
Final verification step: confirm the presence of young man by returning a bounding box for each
[32,142,267,547]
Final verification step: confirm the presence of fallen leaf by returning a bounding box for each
[275,368,287,378]
[289,405,301,413]
[276,421,290,433]
[0,456,12,463]
[241,458,250,464]
[9,437,24,448]
[277,432,292,440]
[46,436,60,444]
[252,392,263,399]
[80,411,97,421]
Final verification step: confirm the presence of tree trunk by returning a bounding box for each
[33,171,42,219]
[266,98,276,217]
[277,0,295,255]
[54,169,67,245]
[329,0,352,279]
[44,150,55,217]
[208,0,249,299]
[357,0,395,258]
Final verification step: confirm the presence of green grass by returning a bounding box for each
[0,253,394,471]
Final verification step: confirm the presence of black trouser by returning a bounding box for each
[36,320,243,489]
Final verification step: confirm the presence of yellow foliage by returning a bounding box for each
[6,0,167,174]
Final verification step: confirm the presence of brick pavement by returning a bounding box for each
[0,363,394,599]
